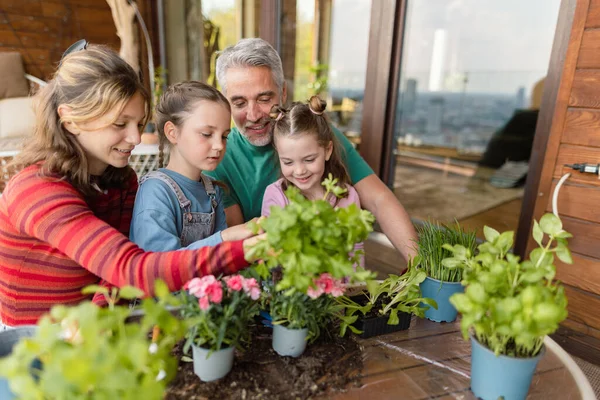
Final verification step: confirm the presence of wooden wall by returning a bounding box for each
[0,0,157,84]
[522,0,600,359]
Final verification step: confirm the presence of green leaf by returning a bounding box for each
[532,220,543,246]
[441,258,463,269]
[483,226,500,243]
[81,285,109,296]
[118,286,145,300]
[539,213,563,236]
[555,245,573,264]
[466,283,486,304]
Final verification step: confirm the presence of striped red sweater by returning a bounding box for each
[0,165,248,326]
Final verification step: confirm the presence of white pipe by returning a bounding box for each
[543,336,597,399]
[552,173,571,218]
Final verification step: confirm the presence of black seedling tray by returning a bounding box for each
[349,295,412,338]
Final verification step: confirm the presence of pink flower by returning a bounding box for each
[308,273,346,298]
[329,285,345,297]
[242,277,261,300]
[185,275,217,298]
[307,285,324,299]
[205,281,223,304]
[225,275,244,292]
[316,273,335,293]
[198,296,210,311]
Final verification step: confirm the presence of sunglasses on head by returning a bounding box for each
[59,39,88,66]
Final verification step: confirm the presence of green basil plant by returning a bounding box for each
[0,281,188,400]
[246,174,376,294]
[444,213,572,358]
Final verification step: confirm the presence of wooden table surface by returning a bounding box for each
[321,317,583,400]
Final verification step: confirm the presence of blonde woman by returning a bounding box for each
[0,41,261,328]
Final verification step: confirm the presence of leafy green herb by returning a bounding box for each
[416,220,477,282]
[0,281,189,399]
[336,257,437,336]
[445,213,572,357]
[247,174,376,293]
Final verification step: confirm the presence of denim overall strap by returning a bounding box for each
[139,171,192,212]
[199,173,218,210]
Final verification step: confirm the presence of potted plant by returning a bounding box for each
[268,273,344,357]
[0,281,188,399]
[336,257,436,338]
[416,220,477,322]
[445,213,572,400]
[247,175,376,295]
[179,274,261,382]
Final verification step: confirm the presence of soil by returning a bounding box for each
[164,325,363,400]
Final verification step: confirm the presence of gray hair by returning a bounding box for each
[216,38,285,95]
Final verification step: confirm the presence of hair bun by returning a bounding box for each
[269,104,286,121]
[308,95,327,115]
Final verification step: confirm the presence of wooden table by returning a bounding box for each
[321,317,592,399]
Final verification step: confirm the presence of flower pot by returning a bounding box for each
[0,326,37,399]
[470,335,544,400]
[192,344,234,382]
[419,276,463,322]
[272,325,308,357]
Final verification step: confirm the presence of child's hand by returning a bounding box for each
[221,218,262,241]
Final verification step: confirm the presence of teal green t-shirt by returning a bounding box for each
[205,126,374,222]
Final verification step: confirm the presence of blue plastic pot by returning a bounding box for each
[0,326,37,399]
[470,335,544,400]
[419,276,463,322]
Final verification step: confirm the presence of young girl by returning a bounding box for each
[0,43,260,328]
[261,95,364,266]
[130,82,256,252]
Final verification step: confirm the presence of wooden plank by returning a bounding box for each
[41,2,69,19]
[564,285,600,331]
[1,1,44,17]
[3,14,62,33]
[556,253,600,294]
[569,69,600,108]
[586,0,600,27]
[562,108,600,147]
[546,180,600,223]
[553,144,600,186]
[562,318,600,341]
[577,29,600,68]
[516,0,581,256]
[72,6,114,23]
[552,323,600,365]
[560,216,600,259]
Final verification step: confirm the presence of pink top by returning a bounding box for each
[261,178,365,268]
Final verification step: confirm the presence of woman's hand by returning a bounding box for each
[221,217,264,241]
[242,233,267,262]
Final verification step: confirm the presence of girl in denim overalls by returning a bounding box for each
[130,81,257,252]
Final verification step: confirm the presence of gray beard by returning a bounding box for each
[241,129,273,147]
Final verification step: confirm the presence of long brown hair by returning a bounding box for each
[154,81,231,168]
[270,95,350,199]
[13,44,151,197]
